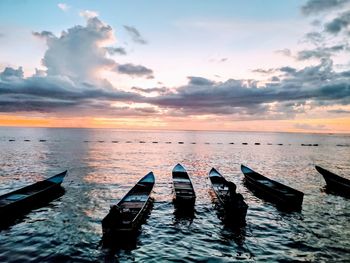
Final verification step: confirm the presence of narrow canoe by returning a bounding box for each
[0,171,67,216]
[172,164,196,205]
[315,165,350,196]
[241,165,303,209]
[102,172,155,236]
[209,168,248,223]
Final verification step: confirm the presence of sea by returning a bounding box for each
[0,127,349,262]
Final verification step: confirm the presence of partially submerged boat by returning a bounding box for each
[102,172,155,237]
[0,171,67,218]
[241,165,303,209]
[209,168,248,223]
[315,165,350,196]
[172,164,196,206]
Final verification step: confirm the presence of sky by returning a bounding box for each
[0,0,349,133]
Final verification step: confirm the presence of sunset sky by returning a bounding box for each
[0,0,349,132]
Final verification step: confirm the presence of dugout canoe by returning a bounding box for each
[0,171,67,217]
[209,168,248,223]
[315,165,350,196]
[241,165,303,209]
[102,172,155,236]
[172,164,196,206]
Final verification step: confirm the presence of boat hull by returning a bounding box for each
[102,172,155,241]
[241,165,303,210]
[0,171,67,224]
[172,164,196,207]
[209,168,248,225]
[316,165,350,197]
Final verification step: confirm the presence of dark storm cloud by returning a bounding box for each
[116,63,153,78]
[301,0,350,15]
[123,25,147,44]
[325,11,350,34]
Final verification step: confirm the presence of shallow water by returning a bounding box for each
[0,127,349,262]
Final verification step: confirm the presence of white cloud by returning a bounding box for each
[79,10,99,19]
[57,3,70,12]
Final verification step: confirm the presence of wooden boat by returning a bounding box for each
[172,164,196,205]
[241,165,303,209]
[0,171,67,216]
[102,172,155,236]
[209,168,248,223]
[315,165,350,196]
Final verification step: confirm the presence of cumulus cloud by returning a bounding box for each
[301,0,350,15]
[0,16,153,114]
[0,67,24,80]
[58,3,70,12]
[123,25,147,44]
[116,63,153,78]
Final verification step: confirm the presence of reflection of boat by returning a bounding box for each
[172,164,196,206]
[241,165,303,209]
[316,165,350,196]
[209,168,248,224]
[102,172,155,236]
[0,171,67,217]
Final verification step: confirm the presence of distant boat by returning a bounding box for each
[241,165,303,209]
[209,168,248,223]
[0,171,67,217]
[172,164,196,206]
[315,165,350,196]
[102,172,155,236]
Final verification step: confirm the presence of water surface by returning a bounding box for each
[0,127,349,262]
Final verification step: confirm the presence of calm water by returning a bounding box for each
[0,127,349,262]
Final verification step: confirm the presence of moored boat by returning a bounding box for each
[241,165,303,209]
[102,172,155,237]
[172,164,196,206]
[315,165,350,196]
[0,171,67,217]
[209,168,248,223]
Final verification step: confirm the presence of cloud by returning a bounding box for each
[32,31,55,39]
[301,0,350,15]
[131,86,169,94]
[105,47,127,55]
[58,3,70,12]
[41,16,116,83]
[328,109,350,114]
[80,10,99,19]
[297,45,348,60]
[116,63,153,78]
[325,10,350,34]
[123,25,147,44]
[144,58,350,118]
[275,48,292,56]
[0,66,24,80]
[0,16,154,114]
